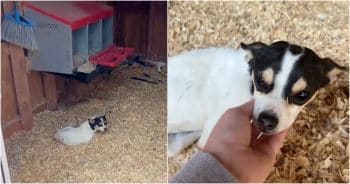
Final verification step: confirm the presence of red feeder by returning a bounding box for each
[89,45,135,68]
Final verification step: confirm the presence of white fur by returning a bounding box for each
[54,120,104,146]
[168,131,202,157]
[168,48,252,154]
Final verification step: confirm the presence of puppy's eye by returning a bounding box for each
[297,90,309,100]
[97,124,103,127]
[289,90,311,105]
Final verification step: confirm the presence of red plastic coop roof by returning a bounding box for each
[23,2,114,30]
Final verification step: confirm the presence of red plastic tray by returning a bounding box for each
[89,45,134,68]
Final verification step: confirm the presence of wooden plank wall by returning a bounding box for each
[1,43,23,137]
[1,1,167,138]
[147,2,167,62]
[113,1,167,62]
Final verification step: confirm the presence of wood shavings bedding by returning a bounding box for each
[168,1,349,182]
[5,67,167,182]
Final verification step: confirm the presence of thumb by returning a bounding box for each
[265,129,288,154]
[236,99,254,118]
[256,129,288,156]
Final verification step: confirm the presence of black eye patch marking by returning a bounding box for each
[250,81,254,95]
[99,116,107,126]
[89,123,95,130]
[283,74,317,106]
[96,116,107,121]
[284,75,315,106]
[92,117,106,127]
[94,118,102,123]
[282,45,334,106]
[287,90,311,105]
[254,72,273,93]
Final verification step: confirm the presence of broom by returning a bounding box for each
[1,2,38,51]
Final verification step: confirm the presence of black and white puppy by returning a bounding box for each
[167,41,346,157]
[54,113,109,146]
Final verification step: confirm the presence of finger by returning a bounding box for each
[217,108,252,146]
[236,99,255,118]
[265,129,288,154]
[252,121,262,139]
[250,123,262,146]
[257,129,288,156]
[215,99,254,146]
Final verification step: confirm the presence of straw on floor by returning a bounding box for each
[5,66,167,182]
[168,1,349,183]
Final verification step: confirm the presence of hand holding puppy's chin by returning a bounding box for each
[203,100,288,182]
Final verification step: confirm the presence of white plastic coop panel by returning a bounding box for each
[25,8,74,74]
[73,26,89,68]
[88,20,102,56]
[102,17,114,50]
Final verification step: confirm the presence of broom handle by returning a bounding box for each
[14,2,20,22]
[11,2,32,27]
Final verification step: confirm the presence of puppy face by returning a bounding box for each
[241,41,346,134]
[89,115,108,132]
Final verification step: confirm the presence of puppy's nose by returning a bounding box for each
[257,111,278,131]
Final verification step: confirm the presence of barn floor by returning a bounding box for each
[5,65,167,182]
[168,1,349,183]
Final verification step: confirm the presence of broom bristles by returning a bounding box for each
[1,19,38,51]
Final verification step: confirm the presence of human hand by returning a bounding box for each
[203,99,288,182]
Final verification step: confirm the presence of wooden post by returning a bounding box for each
[43,73,58,110]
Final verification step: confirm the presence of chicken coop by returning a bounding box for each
[23,2,134,82]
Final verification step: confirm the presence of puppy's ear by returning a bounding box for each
[88,118,95,124]
[240,42,267,50]
[321,58,348,83]
[269,41,290,48]
[240,42,267,62]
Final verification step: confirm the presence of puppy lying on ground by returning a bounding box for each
[54,112,109,146]
[168,41,347,157]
